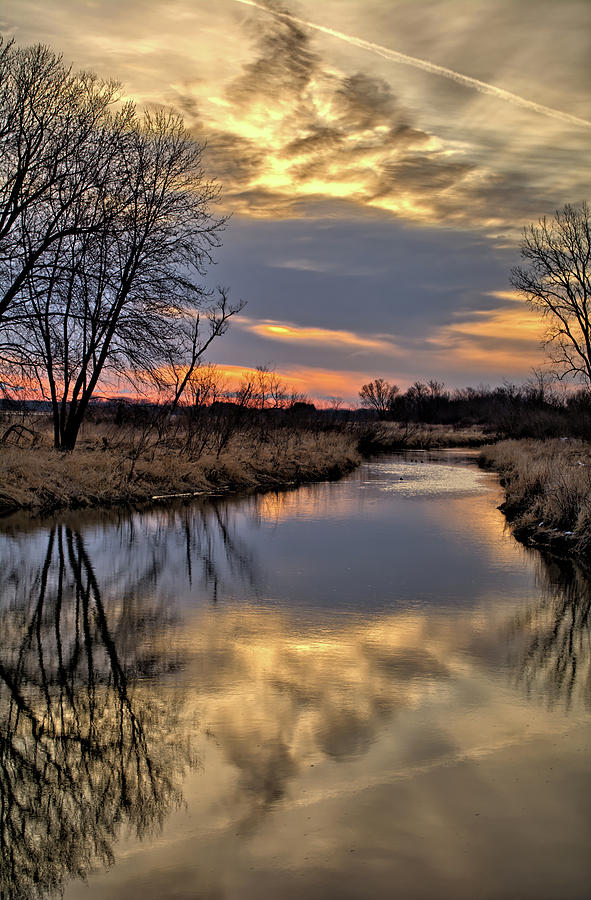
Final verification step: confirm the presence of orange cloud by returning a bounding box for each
[279,366,368,398]
[427,302,545,373]
[75,363,371,406]
[34,297,546,408]
[219,300,547,399]
[485,290,529,304]
[238,317,397,353]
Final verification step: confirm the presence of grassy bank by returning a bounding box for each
[481,439,591,557]
[0,419,360,515]
[0,410,497,517]
[356,422,490,453]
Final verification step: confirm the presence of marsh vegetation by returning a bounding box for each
[481,439,591,557]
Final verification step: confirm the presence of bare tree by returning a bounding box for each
[511,202,591,385]
[252,364,289,409]
[359,377,399,419]
[12,108,235,449]
[427,379,446,399]
[0,40,125,326]
[184,362,228,409]
[151,288,243,417]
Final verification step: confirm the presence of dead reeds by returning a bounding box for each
[0,412,360,515]
[481,439,591,556]
[356,421,489,453]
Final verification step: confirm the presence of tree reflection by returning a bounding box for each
[185,501,262,602]
[0,524,192,900]
[507,556,591,709]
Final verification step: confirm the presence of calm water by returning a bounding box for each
[0,451,589,900]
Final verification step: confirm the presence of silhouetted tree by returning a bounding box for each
[0,42,241,449]
[13,108,236,449]
[0,40,124,327]
[358,378,399,419]
[511,202,591,385]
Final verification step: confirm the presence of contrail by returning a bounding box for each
[231,0,591,129]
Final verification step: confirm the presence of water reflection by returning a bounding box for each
[187,609,459,833]
[0,456,589,899]
[0,525,192,900]
[506,556,591,710]
[180,555,591,834]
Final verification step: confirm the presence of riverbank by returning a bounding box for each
[0,424,360,515]
[0,415,492,516]
[480,439,591,557]
[357,422,490,453]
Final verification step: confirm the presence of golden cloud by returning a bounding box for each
[485,290,529,304]
[191,64,472,224]
[427,302,545,372]
[165,4,588,232]
[271,365,376,399]
[238,317,398,353]
[167,18,473,224]
[6,0,587,233]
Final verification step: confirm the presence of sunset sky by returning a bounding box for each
[2,0,589,403]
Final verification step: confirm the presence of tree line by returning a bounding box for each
[358,374,591,439]
[0,39,241,450]
[359,199,591,439]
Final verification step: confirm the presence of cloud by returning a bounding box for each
[208,362,379,402]
[269,258,335,273]
[104,296,546,405]
[427,302,545,373]
[237,317,399,353]
[168,7,503,227]
[232,0,591,129]
[269,256,381,275]
[163,0,589,233]
[485,290,525,303]
[5,0,586,234]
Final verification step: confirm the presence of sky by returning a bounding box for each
[2,0,589,404]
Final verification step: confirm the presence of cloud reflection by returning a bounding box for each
[0,486,590,896]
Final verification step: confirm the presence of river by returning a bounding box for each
[0,450,589,899]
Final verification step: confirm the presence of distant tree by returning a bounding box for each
[406,381,428,402]
[253,364,288,409]
[427,379,446,399]
[404,380,430,418]
[170,361,227,411]
[511,202,591,386]
[358,378,399,418]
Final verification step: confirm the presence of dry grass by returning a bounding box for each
[0,416,360,515]
[357,422,490,452]
[481,439,591,556]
